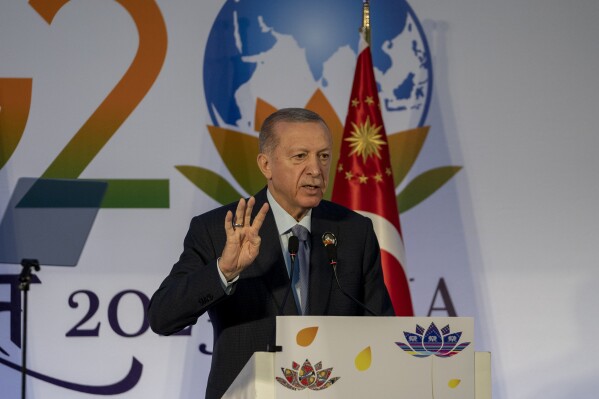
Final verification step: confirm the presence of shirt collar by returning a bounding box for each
[267,189,311,235]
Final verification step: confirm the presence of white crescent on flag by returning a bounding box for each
[357,210,407,267]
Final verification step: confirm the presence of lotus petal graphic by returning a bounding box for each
[276,359,340,391]
[396,322,470,358]
[177,90,461,213]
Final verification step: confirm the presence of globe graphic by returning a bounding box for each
[203,0,432,134]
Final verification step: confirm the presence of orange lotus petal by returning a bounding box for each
[207,125,263,195]
[354,346,372,371]
[448,379,461,388]
[387,126,429,187]
[305,89,343,200]
[254,98,278,132]
[296,326,319,347]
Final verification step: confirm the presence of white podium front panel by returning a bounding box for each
[274,316,474,399]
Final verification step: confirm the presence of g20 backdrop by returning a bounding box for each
[1,0,598,398]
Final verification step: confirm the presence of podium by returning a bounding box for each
[223,316,491,399]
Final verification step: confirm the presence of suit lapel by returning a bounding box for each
[250,189,299,316]
[307,204,335,315]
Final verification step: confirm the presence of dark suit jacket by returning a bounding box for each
[148,188,394,399]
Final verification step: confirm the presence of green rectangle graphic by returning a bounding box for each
[97,179,169,208]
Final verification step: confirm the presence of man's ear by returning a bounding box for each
[257,153,272,180]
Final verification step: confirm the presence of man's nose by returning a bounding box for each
[306,155,321,176]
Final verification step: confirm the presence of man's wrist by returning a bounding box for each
[217,257,239,286]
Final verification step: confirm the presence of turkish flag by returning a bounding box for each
[331,35,414,316]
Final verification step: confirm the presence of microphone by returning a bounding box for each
[268,235,300,352]
[288,236,299,263]
[322,232,337,264]
[321,232,379,317]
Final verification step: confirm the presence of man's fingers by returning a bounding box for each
[224,210,234,234]
[234,198,246,227]
[250,203,270,232]
[244,196,256,227]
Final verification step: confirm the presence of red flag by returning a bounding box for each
[332,34,414,316]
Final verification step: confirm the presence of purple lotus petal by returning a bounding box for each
[397,323,470,359]
[453,342,471,352]
[397,342,434,357]
[436,352,457,358]
[396,342,417,353]
[438,331,462,355]
[403,332,425,352]
[423,323,443,353]
[436,342,470,357]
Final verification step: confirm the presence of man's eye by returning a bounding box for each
[294,153,307,159]
[319,153,330,160]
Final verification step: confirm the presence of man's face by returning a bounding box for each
[258,121,332,221]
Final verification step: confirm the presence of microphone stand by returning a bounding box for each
[18,258,40,399]
[325,245,379,317]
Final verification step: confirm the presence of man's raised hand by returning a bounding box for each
[220,197,269,281]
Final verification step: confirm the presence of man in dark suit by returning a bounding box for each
[148,108,394,399]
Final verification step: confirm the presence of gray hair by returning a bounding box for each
[259,108,330,154]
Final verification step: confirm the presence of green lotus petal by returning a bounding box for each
[208,125,264,195]
[176,165,241,205]
[397,166,462,213]
[388,126,429,187]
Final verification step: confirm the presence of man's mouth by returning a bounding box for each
[302,184,321,191]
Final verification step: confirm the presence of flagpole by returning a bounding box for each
[331,0,415,315]
[360,0,371,45]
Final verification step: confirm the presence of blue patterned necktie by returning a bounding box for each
[292,224,310,314]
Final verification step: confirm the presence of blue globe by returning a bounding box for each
[203,0,432,133]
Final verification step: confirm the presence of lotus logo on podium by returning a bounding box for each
[276,359,340,391]
[396,322,471,358]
